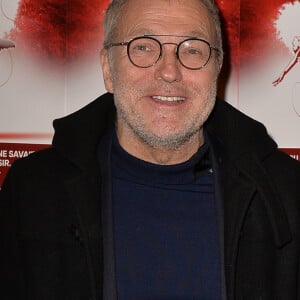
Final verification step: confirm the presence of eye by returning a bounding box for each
[131,43,154,58]
[134,44,151,52]
[179,40,210,62]
[186,48,202,55]
[130,38,160,56]
[131,41,156,52]
[181,47,204,58]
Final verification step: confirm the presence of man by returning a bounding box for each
[1,0,300,299]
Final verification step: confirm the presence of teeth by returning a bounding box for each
[152,96,185,102]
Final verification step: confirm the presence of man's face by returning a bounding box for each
[101,0,221,151]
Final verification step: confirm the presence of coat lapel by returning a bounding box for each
[222,153,292,299]
[236,153,292,248]
[220,154,257,299]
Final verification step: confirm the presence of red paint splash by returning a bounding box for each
[216,0,297,69]
[8,0,295,68]
[10,0,110,64]
[239,0,294,67]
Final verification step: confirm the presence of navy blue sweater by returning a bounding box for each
[111,134,221,300]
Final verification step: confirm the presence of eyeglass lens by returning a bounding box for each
[128,37,211,69]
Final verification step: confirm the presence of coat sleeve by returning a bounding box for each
[0,163,23,299]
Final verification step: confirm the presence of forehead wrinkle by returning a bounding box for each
[121,23,213,43]
[115,0,216,42]
[129,29,210,40]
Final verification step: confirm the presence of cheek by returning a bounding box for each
[112,63,154,91]
[186,70,216,93]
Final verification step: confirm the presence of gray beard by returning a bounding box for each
[122,115,202,150]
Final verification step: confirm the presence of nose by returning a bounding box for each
[154,44,183,83]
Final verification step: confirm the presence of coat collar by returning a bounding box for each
[205,98,277,161]
[52,93,116,171]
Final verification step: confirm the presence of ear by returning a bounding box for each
[216,60,223,75]
[100,48,114,93]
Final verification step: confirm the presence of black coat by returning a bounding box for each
[1,93,300,300]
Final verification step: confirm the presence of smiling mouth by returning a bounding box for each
[152,95,185,103]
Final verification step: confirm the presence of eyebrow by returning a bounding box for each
[132,29,207,39]
[143,34,199,39]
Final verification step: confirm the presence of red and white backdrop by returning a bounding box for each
[0,0,299,188]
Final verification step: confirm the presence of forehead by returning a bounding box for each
[115,0,215,41]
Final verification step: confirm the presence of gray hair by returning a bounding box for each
[103,0,223,64]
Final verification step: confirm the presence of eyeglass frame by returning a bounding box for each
[104,34,220,70]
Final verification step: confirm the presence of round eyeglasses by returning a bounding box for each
[105,35,220,70]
